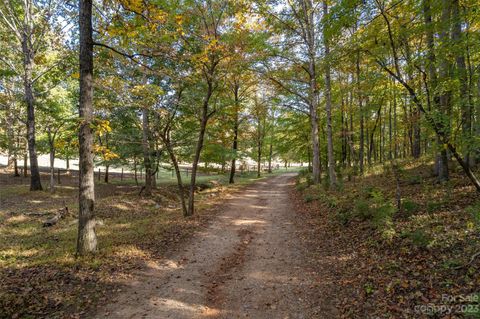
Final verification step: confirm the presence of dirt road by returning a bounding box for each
[97,174,319,318]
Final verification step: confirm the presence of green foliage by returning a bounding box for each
[427,200,444,213]
[406,175,422,185]
[466,201,480,231]
[355,199,372,220]
[402,229,431,248]
[335,208,353,225]
[364,282,375,295]
[296,183,307,192]
[402,199,419,215]
[304,193,317,203]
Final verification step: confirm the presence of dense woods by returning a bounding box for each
[1,0,479,317]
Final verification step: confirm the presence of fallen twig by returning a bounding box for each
[43,207,69,227]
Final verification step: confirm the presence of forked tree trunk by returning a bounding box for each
[77,0,97,255]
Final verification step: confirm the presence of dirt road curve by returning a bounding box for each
[97,174,318,319]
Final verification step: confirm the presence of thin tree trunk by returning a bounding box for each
[188,81,214,216]
[48,128,56,193]
[302,0,321,184]
[22,34,42,191]
[104,165,109,183]
[257,141,262,178]
[23,151,28,177]
[229,85,240,184]
[357,52,364,174]
[323,0,337,188]
[14,158,19,177]
[134,157,138,186]
[268,140,273,173]
[436,0,452,181]
[452,0,472,168]
[76,0,97,255]
[142,108,152,196]
[163,132,188,216]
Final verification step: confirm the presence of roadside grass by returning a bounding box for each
[0,168,298,318]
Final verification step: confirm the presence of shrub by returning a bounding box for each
[426,200,443,213]
[335,210,351,225]
[296,183,307,192]
[304,193,317,203]
[406,175,422,185]
[466,201,480,231]
[405,229,431,248]
[372,203,396,229]
[402,199,419,215]
[355,199,372,220]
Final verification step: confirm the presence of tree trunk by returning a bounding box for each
[22,34,42,191]
[14,158,19,177]
[23,152,28,177]
[104,165,109,183]
[134,157,138,186]
[77,0,97,255]
[436,0,452,182]
[142,108,152,196]
[257,141,262,178]
[301,0,320,184]
[357,52,365,174]
[452,0,472,168]
[229,85,240,184]
[188,81,214,216]
[268,140,273,173]
[323,0,337,188]
[48,131,55,193]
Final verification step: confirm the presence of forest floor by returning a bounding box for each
[0,168,295,318]
[293,160,480,318]
[2,162,480,318]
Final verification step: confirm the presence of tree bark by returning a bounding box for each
[323,0,337,188]
[134,157,138,186]
[104,165,109,183]
[357,52,365,174]
[229,84,240,184]
[268,139,273,173]
[187,80,214,216]
[48,128,55,193]
[167,141,188,216]
[142,108,152,196]
[22,33,42,191]
[436,0,452,181]
[305,0,321,184]
[77,0,97,255]
[452,0,472,168]
[257,140,262,178]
